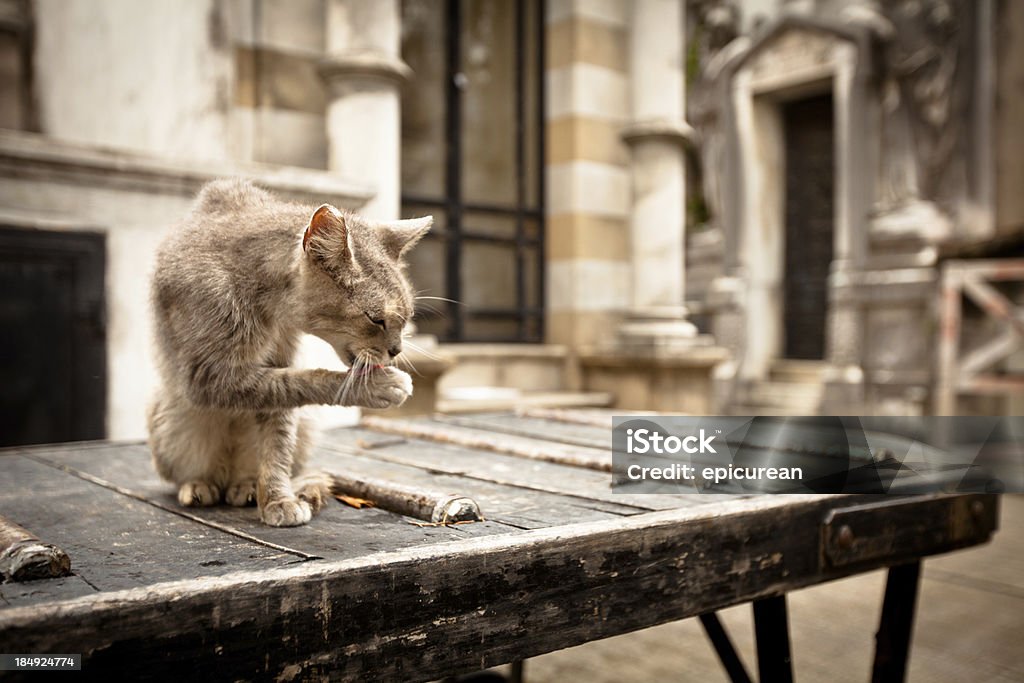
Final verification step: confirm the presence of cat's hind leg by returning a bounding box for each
[148,394,232,507]
[177,481,223,507]
[225,479,257,507]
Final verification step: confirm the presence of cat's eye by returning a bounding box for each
[365,312,386,329]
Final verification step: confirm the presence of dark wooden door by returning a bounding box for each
[0,228,106,446]
[783,94,835,360]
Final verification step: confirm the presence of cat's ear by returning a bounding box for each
[378,216,433,260]
[303,204,354,268]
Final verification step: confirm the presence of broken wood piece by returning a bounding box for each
[328,471,483,523]
[0,514,71,582]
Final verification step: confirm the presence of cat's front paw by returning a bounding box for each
[363,367,413,409]
[261,497,313,527]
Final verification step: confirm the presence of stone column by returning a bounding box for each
[320,0,409,220]
[617,0,703,351]
[318,1,451,414]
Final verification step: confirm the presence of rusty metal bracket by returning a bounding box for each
[821,494,998,570]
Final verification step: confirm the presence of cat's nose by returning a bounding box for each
[387,345,401,358]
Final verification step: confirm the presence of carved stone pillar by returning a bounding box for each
[320,0,409,220]
[617,0,705,352]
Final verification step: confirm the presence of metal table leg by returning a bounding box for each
[753,594,794,683]
[872,561,922,683]
[700,612,754,683]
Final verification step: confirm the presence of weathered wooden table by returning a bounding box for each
[0,411,1000,682]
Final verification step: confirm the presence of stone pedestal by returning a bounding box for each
[580,347,730,414]
[617,306,707,352]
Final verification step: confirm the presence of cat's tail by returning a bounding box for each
[293,471,333,515]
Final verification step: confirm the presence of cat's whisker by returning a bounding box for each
[414,304,443,318]
[415,295,465,306]
[403,338,443,362]
[396,353,422,377]
[358,351,374,394]
[337,356,361,405]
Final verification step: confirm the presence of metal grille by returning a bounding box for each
[401,0,545,343]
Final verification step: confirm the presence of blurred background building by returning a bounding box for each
[0,0,1022,445]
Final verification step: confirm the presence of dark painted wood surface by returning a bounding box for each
[0,412,1000,682]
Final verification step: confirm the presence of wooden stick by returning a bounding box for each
[0,514,71,582]
[328,472,483,524]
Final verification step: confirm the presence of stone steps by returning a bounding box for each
[437,390,614,414]
[435,343,615,413]
[768,359,828,383]
[730,360,826,416]
[438,344,570,395]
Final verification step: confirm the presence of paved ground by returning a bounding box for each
[506,494,1023,683]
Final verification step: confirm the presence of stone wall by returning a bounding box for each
[32,0,332,170]
[0,130,369,438]
[33,0,234,162]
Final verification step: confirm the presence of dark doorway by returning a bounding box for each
[0,228,106,446]
[782,93,835,360]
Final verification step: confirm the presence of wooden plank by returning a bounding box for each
[361,415,612,471]
[436,391,613,414]
[308,448,642,530]
[949,258,1024,281]
[961,275,1024,336]
[0,494,996,682]
[0,455,295,595]
[936,265,962,415]
[0,575,98,610]
[434,413,610,450]
[520,407,627,428]
[957,327,1020,379]
[26,443,525,560]
[0,439,147,457]
[957,374,1024,394]
[323,427,723,511]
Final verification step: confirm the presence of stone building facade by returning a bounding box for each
[685,0,1024,415]
[0,0,1021,445]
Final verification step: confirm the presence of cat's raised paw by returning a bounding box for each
[363,367,413,409]
[178,481,221,507]
[225,479,257,507]
[261,497,313,527]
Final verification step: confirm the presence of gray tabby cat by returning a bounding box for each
[148,179,431,527]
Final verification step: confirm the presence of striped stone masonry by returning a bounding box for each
[545,0,632,347]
